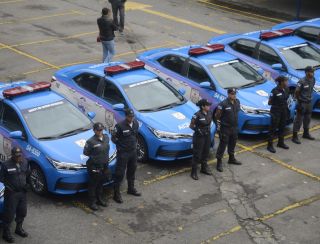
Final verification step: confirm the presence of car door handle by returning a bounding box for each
[95,102,102,107]
[68,87,76,93]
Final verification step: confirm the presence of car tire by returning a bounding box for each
[29,163,47,195]
[137,135,148,163]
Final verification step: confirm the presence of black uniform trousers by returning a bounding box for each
[111,3,125,31]
[192,134,211,167]
[87,165,109,201]
[216,127,238,159]
[269,109,287,139]
[114,150,137,186]
[293,102,312,132]
[2,190,27,227]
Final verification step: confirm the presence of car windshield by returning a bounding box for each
[280,43,320,70]
[22,100,92,140]
[123,78,185,112]
[208,59,264,89]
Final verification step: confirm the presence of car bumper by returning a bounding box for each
[46,159,116,195]
[312,92,320,113]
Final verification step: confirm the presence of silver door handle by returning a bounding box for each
[95,102,102,107]
[68,87,76,93]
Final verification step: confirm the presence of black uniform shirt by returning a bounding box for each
[296,76,315,103]
[112,119,139,152]
[269,86,289,112]
[0,158,29,192]
[191,110,212,136]
[83,134,110,167]
[217,98,240,128]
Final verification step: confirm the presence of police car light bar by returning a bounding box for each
[189,44,224,56]
[3,82,51,98]
[104,61,145,76]
[260,29,294,40]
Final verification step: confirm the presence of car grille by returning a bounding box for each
[157,148,193,158]
[242,122,269,132]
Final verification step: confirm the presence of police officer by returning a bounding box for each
[292,66,316,144]
[0,147,29,243]
[109,0,126,33]
[189,99,213,180]
[83,122,110,211]
[215,88,242,172]
[111,109,141,204]
[267,76,290,153]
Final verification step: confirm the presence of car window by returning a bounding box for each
[230,39,257,57]
[73,73,101,94]
[187,61,210,84]
[157,55,186,75]
[258,44,282,65]
[1,102,25,133]
[101,81,127,106]
[295,26,320,43]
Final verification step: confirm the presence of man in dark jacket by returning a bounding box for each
[0,147,29,243]
[109,0,126,33]
[97,7,117,63]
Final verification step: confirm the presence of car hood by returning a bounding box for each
[236,80,275,109]
[37,130,116,164]
[138,101,197,134]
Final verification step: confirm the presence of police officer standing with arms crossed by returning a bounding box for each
[292,66,316,144]
[215,88,242,172]
[0,147,29,243]
[83,122,110,211]
[267,76,290,153]
[112,109,141,204]
[189,99,213,180]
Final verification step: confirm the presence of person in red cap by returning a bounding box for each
[215,88,242,172]
[189,98,213,180]
[0,147,29,243]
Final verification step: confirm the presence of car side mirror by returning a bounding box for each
[87,112,96,119]
[200,81,212,89]
[113,103,125,111]
[257,68,264,75]
[178,88,186,96]
[9,131,24,140]
[271,63,284,71]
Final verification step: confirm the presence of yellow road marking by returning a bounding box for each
[0,10,83,25]
[125,2,152,10]
[198,0,285,23]
[0,0,24,3]
[0,42,59,69]
[202,194,320,243]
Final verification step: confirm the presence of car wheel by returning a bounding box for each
[137,135,148,163]
[29,163,47,195]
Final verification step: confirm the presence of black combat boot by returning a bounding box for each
[3,224,15,243]
[302,129,315,140]
[127,181,141,197]
[96,188,108,207]
[200,163,212,175]
[89,198,98,211]
[113,185,123,203]
[15,222,28,238]
[267,140,276,153]
[228,155,242,165]
[292,132,301,144]
[190,166,199,180]
[216,158,223,172]
[277,137,289,149]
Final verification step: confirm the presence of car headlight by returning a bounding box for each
[240,104,270,114]
[313,85,320,93]
[47,157,86,170]
[148,126,192,139]
[108,150,117,163]
[0,186,4,198]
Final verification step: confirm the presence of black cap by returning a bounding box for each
[305,66,314,73]
[196,98,212,107]
[11,147,22,157]
[93,122,104,131]
[227,88,237,94]
[125,108,135,117]
[275,75,288,83]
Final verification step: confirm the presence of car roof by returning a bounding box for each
[0,81,64,110]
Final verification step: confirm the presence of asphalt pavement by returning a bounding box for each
[0,0,319,243]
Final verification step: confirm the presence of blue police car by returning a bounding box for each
[0,182,4,218]
[138,44,295,134]
[51,61,215,163]
[0,81,116,195]
[208,28,320,113]
[272,18,320,48]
